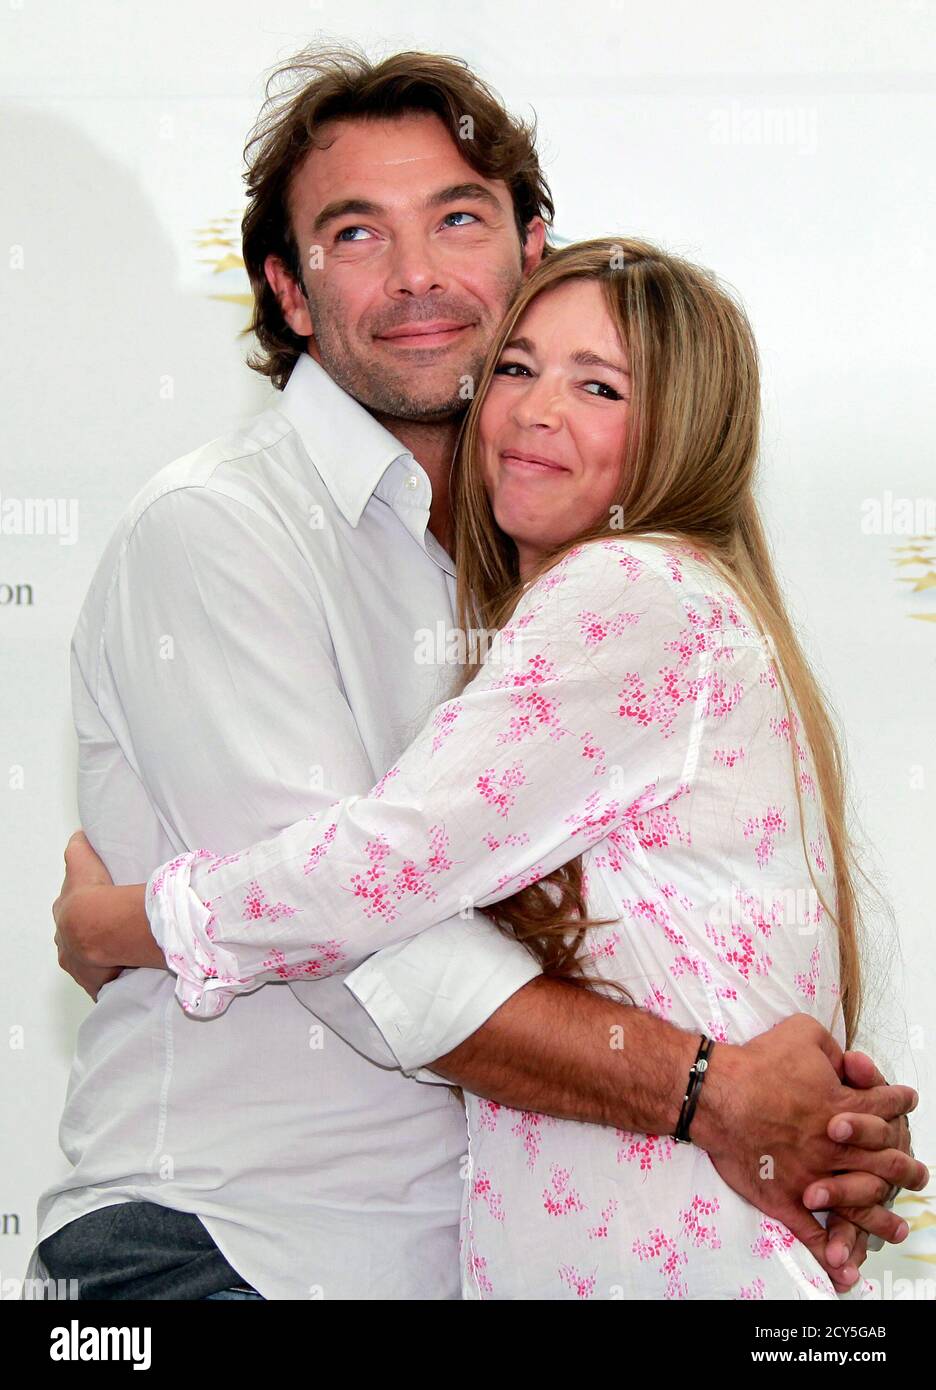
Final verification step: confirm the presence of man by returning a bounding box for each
[38,45,922,1301]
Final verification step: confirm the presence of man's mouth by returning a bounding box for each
[500,449,570,475]
[375,320,474,349]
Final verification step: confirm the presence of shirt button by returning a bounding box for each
[404,473,419,490]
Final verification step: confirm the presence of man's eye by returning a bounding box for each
[583,381,623,400]
[442,211,480,228]
[493,361,531,377]
[335,226,372,242]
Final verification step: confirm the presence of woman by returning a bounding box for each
[56,238,869,1298]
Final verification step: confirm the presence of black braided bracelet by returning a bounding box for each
[674,1034,715,1144]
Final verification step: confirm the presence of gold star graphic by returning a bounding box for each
[197,253,245,274]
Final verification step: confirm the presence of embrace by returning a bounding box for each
[37,44,925,1301]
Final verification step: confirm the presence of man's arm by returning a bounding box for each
[427,980,924,1279]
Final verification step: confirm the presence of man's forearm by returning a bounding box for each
[429,976,735,1143]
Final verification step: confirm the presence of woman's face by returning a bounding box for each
[478,278,632,577]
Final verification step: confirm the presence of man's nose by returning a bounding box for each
[383,232,446,299]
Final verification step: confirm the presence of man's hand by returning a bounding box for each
[692,1014,927,1291]
[816,1050,917,1286]
[53,831,123,999]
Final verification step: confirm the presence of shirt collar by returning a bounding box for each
[274,352,414,527]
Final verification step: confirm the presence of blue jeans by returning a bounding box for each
[37,1201,263,1300]
[203,1289,265,1300]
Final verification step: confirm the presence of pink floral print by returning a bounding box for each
[145,536,844,1300]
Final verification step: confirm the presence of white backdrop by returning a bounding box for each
[2,0,934,1297]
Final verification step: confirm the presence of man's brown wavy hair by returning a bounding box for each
[239,42,556,390]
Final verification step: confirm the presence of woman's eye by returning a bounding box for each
[442,211,480,228]
[335,226,372,242]
[493,361,532,377]
[583,380,623,400]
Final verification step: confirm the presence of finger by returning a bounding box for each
[827,1112,902,1149]
[805,1173,891,1210]
[780,1204,847,1285]
[822,1211,868,1293]
[816,1025,845,1076]
[64,829,89,860]
[827,1230,871,1292]
[814,1147,929,1192]
[849,1082,919,1121]
[829,1204,910,1246]
[824,1212,857,1268]
[842,1051,886,1089]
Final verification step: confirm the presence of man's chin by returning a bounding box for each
[361,378,470,423]
[390,394,467,422]
[316,343,481,422]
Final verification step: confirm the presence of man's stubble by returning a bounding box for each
[301,266,523,424]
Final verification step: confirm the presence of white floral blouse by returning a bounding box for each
[146,535,844,1299]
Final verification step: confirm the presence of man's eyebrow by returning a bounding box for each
[426,182,503,212]
[312,198,385,233]
[312,183,503,234]
[501,338,631,378]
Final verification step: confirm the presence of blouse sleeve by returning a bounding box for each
[146,539,706,1016]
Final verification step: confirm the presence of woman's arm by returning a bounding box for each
[144,539,715,1015]
[74,540,716,1015]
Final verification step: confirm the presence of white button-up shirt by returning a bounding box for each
[25,352,540,1301]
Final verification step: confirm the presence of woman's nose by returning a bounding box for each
[510,379,563,431]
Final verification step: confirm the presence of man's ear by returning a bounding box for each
[264,253,314,337]
[520,217,548,279]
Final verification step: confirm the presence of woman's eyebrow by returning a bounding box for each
[569,348,631,377]
[500,339,630,378]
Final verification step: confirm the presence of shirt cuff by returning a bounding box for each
[344,917,543,1078]
[145,852,245,1018]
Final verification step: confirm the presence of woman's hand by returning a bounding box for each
[53,830,162,989]
[53,831,123,999]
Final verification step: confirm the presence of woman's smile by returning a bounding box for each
[479,277,631,576]
[498,447,571,476]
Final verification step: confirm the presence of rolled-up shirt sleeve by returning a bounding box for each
[337,916,543,1077]
[146,539,705,1018]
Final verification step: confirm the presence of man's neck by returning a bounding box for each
[372,412,460,555]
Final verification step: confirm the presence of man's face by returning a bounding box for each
[269,112,546,421]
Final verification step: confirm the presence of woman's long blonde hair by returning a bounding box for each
[451,237,865,1045]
